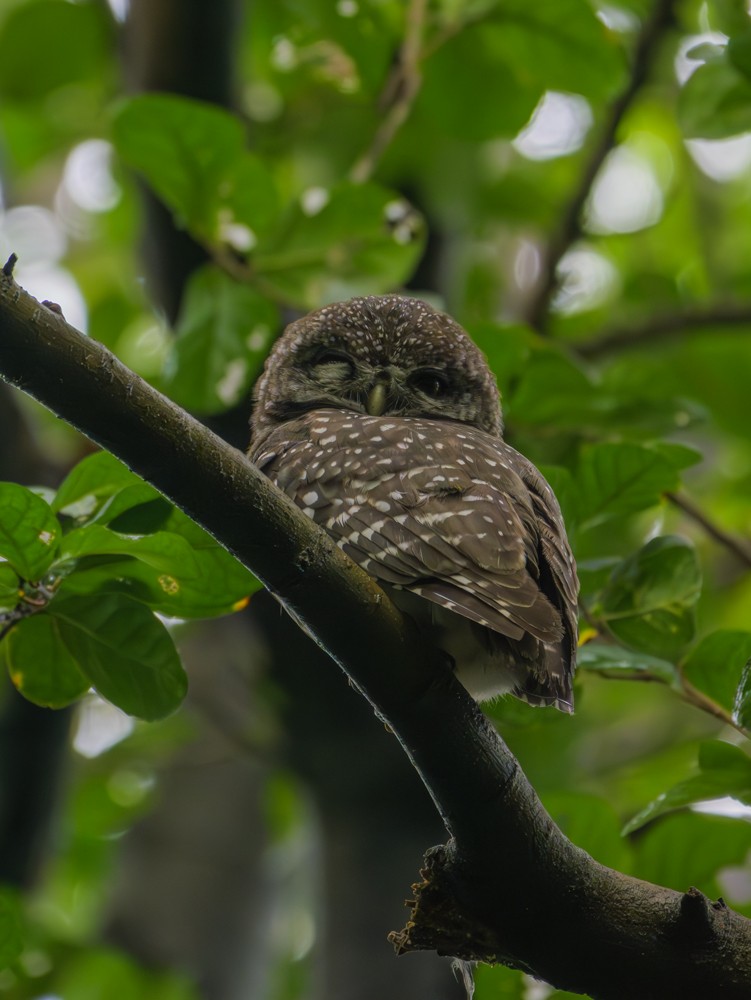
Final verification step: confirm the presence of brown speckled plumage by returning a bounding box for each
[250,295,578,711]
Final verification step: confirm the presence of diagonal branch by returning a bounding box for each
[349,0,428,183]
[577,302,751,359]
[525,0,677,332]
[666,490,751,571]
[2,268,751,997]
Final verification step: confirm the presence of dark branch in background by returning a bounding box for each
[525,0,677,332]
[666,490,751,571]
[576,302,751,358]
[350,0,428,183]
[121,0,241,323]
[3,272,751,998]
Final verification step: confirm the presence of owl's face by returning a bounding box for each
[251,296,503,440]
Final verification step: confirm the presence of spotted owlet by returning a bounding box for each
[249,296,578,710]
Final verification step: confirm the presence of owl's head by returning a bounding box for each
[251,296,503,440]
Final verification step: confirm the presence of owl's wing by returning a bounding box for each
[252,411,575,658]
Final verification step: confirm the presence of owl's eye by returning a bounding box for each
[308,346,356,381]
[409,368,450,398]
[310,347,355,371]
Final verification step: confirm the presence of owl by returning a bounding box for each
[249,296,578,711]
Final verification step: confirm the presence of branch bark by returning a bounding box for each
[2,271,751,998]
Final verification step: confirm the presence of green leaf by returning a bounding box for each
[624,741,751,834]
[418,22,538,139]
[598,536,701,660]
[711,0,751,36]
[96,488,169,533]
[577,642,677,685]
[0,0,110,102]
[507,350,596,428]
[682,629,751,725]
[0,483,60,580]
[473,963,527,998]
[4,613,89,708]
[577,442,679,525]
[652,441,704,471]
[0,564,19,610]
[545,792,631,870]
[53,451,140,514]
[163,265,279,413]
[727,29,751,82]
[678,57,751,139]
[0,887,23,971]
[112,94,278,240]
[48,595,187,720]
[58,546,257,619]
[419,0,623,139]
[254,182,425,308]
[57,525,200,577]
[633,812,751,896]
[72,500,256,613]
[467,322,533,398]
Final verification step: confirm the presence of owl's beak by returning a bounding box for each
[365,381,388,416]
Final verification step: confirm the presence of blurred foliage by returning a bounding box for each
[1,0,751,997]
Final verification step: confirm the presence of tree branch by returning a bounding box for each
[577,302,751,359]
[525,0,677,332]
[349,0,428,184]
[666,490,751,571]
[2,269,751,997]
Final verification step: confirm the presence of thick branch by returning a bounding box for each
[2,271,751,998]
[526,0,676,332]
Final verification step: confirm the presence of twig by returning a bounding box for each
[666,491,751,571]
[577,303,751,359]
[350,0,428,183]
[525,0,677,332]
[678,674,749,738]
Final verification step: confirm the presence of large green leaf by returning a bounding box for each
[576,442,679,525]
[624,740,751,834]
[0,483,60,580]
[163,265,279,413]
[4,613,89,708]
[112,94,278,241]
[48,595,187,720]
[57,525,200,577]
[681,629,751,727]
[598,536,701,659]
[254,182,425,308]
